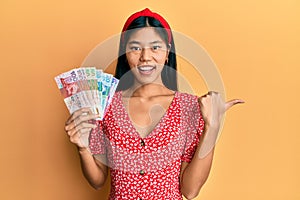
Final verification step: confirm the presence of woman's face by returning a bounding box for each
[125,27,169,86]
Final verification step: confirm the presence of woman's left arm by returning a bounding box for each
[180,92,244,199]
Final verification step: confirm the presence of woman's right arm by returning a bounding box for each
[78,148,108,190]
[65,108,108,190]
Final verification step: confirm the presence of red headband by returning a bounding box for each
[121,8,172,43]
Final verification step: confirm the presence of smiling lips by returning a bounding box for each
[137,65,156,75]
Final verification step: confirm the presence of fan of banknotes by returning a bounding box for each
[54,67,119,120]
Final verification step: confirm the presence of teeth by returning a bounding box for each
[139,66,155,71]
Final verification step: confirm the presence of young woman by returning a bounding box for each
[65,8,243,200]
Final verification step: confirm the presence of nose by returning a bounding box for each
[139,47,152,62]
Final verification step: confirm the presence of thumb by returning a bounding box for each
[225,99,245,111]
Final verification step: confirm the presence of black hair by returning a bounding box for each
[115,16,178,91]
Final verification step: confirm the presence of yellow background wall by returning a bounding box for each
[1,0,299,199]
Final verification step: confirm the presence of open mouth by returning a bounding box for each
[137,65,156,75]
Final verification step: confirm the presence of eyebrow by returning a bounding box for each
[127,40,164,45]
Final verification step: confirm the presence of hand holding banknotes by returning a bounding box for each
[55,67,119,120]
[64,107,99,149]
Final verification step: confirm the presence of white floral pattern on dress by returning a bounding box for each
[89,91,204,200]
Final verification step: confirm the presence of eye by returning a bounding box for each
[129,46,141,51]
[152,45,162,50]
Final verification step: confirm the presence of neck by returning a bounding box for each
[128,83,172,98]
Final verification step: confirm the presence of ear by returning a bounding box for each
[166,43,171,57]
[167,43,171,51]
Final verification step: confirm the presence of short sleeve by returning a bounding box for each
[181,95,205,163]
[89,120,107,155]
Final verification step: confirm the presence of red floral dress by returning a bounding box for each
[89,91,204,200]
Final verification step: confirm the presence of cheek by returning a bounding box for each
[154,53,167,63]
[126,53,139,67]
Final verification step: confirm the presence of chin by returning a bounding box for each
[130,64,164,86]
[136,78,159,86]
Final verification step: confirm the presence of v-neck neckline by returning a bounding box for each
[119,90,178,139]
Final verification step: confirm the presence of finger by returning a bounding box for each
[73,114,98,128]
[198,95,206,101]
[72,127,94,140]
[66,122,97,136]
[69,132,80,144]
[198,92,211,100]
[65,113,98,131]
[69,128,93,146]
[78,127,94,136]
[66,107,94,125]
[225,99,245,111]
[198,96,204,102]
[67,122,97,137]
[207,91,219,96]
[77,122,97,131]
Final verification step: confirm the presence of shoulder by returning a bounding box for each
[176,91,199,104]
[176,92,204,128]
[175,91,201,114]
